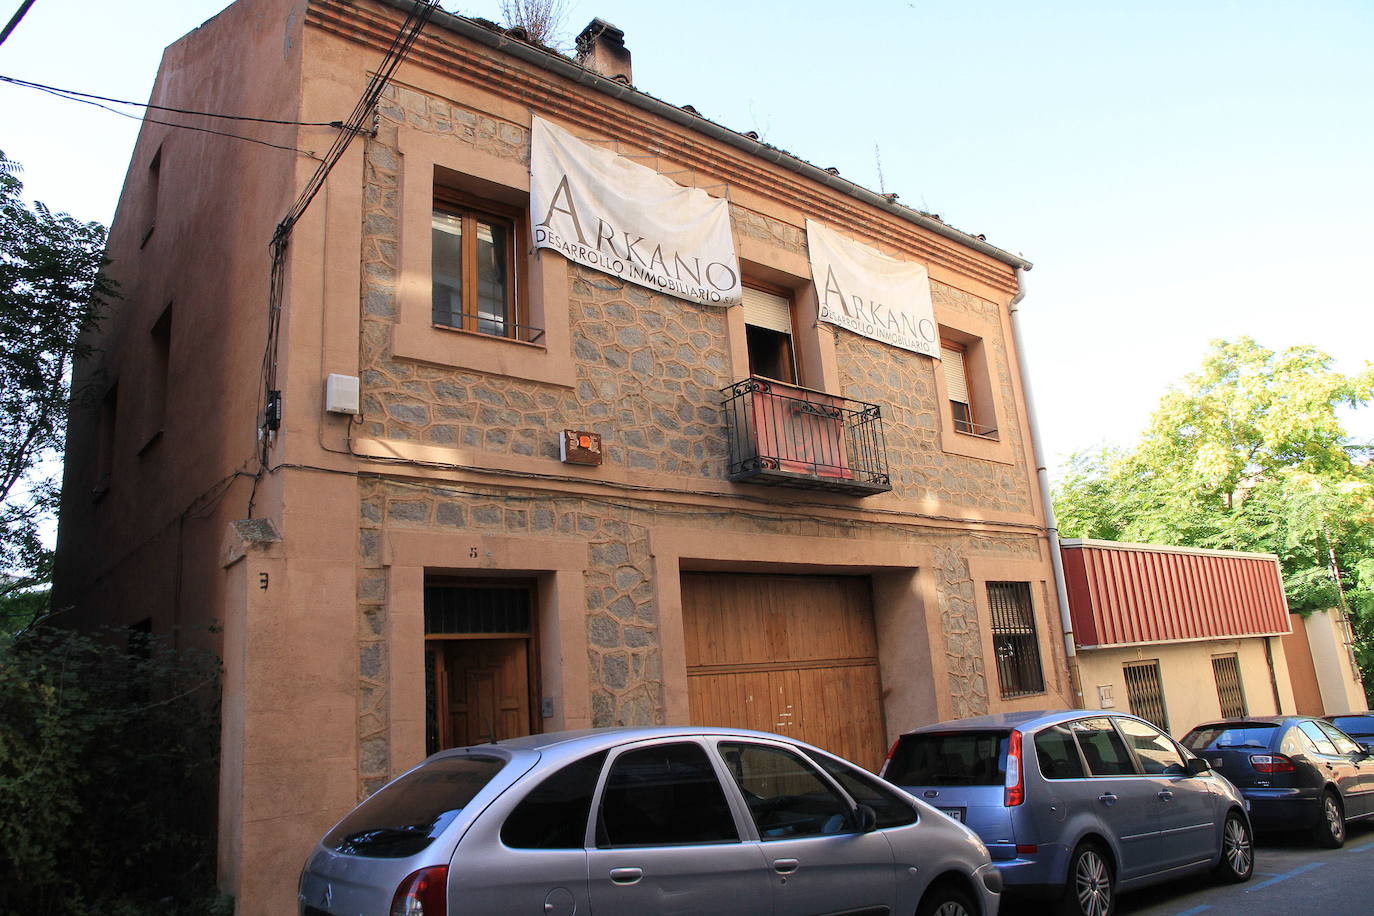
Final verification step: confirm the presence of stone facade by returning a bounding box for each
[342,83,1056,799]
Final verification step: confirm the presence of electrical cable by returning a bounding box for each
[256,1,438,500]
[1,75,320,156]
[0,74,345,127]
[0,0,36,48]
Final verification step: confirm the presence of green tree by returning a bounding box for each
[1054,338,1374,692]
[0,151,114,625]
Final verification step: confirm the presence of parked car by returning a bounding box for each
[880,710,1253,916]
[299,726,1003,916]
[1324,713,1374,746]
[1181,715,1374,847]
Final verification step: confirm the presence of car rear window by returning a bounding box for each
[884,731,1008,787]
[324,754,506,858]
[1330,717,1374,737]
[1182,723,1279,751]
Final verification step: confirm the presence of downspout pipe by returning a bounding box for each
[1007,268,1082,704]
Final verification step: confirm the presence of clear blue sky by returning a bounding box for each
[3,0,1370,472]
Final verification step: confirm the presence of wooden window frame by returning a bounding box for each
[431,187,529,341]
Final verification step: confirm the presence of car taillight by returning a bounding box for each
[880,738,900,776]
[390,865,447,916]
[1004,729,1024,807]
[1250,754,1296,774]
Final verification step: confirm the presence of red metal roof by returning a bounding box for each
[1060,540,1291,649]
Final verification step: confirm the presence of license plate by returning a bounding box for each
[937,807,965,822]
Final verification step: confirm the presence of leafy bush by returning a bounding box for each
[0,624,228,914]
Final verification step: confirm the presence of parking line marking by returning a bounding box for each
[1172,906,1211,915]
[1245,861,1324,892]
[1347,838,1374,853]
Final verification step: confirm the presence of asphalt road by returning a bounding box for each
[1003,819,1374,916]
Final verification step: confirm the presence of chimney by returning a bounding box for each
[575,18,631,85]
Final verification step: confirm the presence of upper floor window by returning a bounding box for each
[742,285,796,384]
[941,339,997,438]
[431,190,526,340]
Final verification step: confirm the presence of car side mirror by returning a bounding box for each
[854,804,877,833]
[1185,757,1211,776]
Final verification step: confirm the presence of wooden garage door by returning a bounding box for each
[682,573,886,771]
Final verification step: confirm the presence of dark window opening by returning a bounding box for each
[502,751,606,849]
[431,188,538,342]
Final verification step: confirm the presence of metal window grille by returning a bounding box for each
[1211,654,1248,719]
[424,584,531,635]
[987,581,1045,698]
[1123,660,1169,733]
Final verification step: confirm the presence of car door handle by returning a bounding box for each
[609,867,643,885]
[773,858,800,875]
[1098,793,1118,806]
[1158,789,1174,800]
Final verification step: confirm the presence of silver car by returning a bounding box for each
[299,726,1002,915]
[880,711,1254,916]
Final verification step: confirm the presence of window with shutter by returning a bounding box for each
[743,286,796,383]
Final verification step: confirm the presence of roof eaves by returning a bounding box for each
[376,0,1032,271]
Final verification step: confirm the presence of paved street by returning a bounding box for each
[1004,820,1374,915]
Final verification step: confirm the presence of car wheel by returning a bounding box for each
[915,883,976,916]
[1058,842,1114,916]
[1212,811,1253,882]
[1313,791,1345,849]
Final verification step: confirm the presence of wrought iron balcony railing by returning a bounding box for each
[721,378,892,496]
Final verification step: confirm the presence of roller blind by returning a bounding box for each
[941,344,969,404]
[742,287,793,334]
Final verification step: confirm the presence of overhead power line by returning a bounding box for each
[0,74,344,127]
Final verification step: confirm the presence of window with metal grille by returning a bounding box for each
[987,582,1045,698]
[1123,660,1169,733]
[424,583,531,635]
[1211,654,1247,719]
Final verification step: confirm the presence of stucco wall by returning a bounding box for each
[1074,637,1295,738]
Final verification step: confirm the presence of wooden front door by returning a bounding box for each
[428,638,531,749]
[681,573,887,771]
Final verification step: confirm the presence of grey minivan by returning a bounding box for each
[880,710,1253,916]
[300,726,1003,916]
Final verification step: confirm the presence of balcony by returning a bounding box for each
[721,378,892,496]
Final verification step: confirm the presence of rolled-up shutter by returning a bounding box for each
[941,344,969,405]
[742,287,793,333]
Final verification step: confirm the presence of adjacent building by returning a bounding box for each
[54,0,1070,910]
[1060,539,1297,734]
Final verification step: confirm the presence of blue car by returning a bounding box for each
[1182,715,1374,847]
[881,710,1253,916]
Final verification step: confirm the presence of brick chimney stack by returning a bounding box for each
[575,18,631,85]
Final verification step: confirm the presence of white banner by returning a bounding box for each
[806,219,938,357]
[530,117,741,306]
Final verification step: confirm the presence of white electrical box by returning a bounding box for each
[325,373,360,415]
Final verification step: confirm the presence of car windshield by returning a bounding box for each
[324,755,506,858]
[1182,724,1279,751]
[885,731,1008,786]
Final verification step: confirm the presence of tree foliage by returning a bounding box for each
[0,151,114,614]
[0,625,228,913]
[1054,338,1374,691]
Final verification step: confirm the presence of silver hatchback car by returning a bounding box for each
[880,711,1254,916]
[300,727,1002,916]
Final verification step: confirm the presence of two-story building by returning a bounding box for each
[53,0,1069,910]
